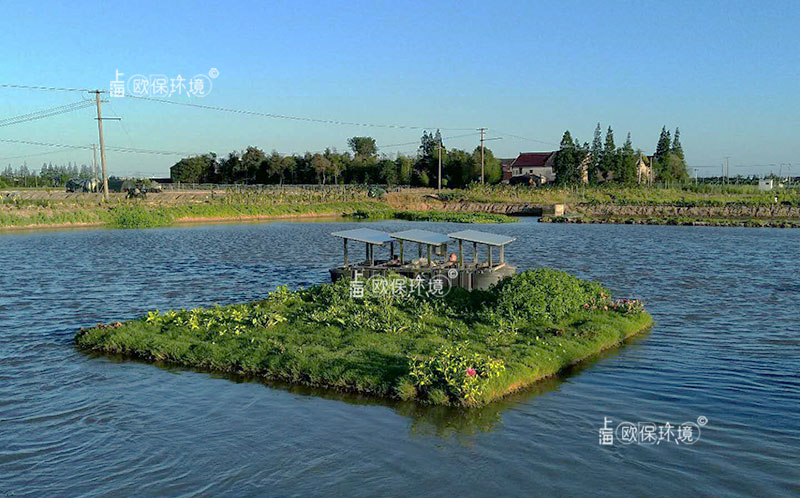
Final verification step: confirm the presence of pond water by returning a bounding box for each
[1,219,798,497]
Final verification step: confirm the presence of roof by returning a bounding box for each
[448,229,516,246]
[330,228,393,245]
[511,152,556,168]
[390,229,450,246]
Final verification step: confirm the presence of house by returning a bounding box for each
[499,158,515,183]
[636,155,654,185]
[758,178,774,191]
[509,152,557,184]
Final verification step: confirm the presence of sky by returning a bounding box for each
[1,0,798,177]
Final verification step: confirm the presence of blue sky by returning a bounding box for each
[1,0,798,177]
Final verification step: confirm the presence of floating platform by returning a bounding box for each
[329,227,516,290]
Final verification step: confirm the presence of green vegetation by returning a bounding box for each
[75,268,652,407]
[348,208,518,224]
[542,215,800,228]
[168,131,501,188]
[437,183,800,207]
[553,123,687,185]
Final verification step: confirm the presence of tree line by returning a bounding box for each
[554,124,688,185]
[0,162,95,187]
[170,131,502,187]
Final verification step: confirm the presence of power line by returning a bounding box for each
[381,132,481,149]
[0,83,94,92]
[125,94,476,131]
[0,100,96,128]
[0,138,195,156]
[489,129,558,146]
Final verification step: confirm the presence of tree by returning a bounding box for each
[473,146,501,184]
[347,136,377,158]
[396,155,413,185]
[240,146,266,183]
[616,133,638,185]
[671,127,685,161]
[590,123,603,184]
[654,126,672,163]
[170,154,217,183]
[554,130,577,184]
[310,153,332,184]
[599,126,618,181]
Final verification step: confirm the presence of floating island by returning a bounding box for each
[76,264,652,407]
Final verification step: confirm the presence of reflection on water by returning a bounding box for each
[1,220,798,497]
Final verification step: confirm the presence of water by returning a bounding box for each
[1,219,798,497]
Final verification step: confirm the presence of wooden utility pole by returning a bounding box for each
[437,139,442,190]
[92,90,109,201]
[479,127,486,184]
[91,144,99,192]
[724,156,730,184]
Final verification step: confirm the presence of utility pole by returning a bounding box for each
[91,144,99,192]
[91,90,110,201]
[693,168,699,185]
[437,139,442,190]
[724,156,730,184]
[479,127,486,184]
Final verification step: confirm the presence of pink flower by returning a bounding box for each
[466,368,477,377]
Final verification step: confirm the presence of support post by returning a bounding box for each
[499,245,504,263]
[399,241,404,264]
[343,239,348,266]
[488,245,492,268]
[473,242,478,264]
[427,244,431,267]
[458,240,463,267]
[93,90,109,201]
[480,127,486,184]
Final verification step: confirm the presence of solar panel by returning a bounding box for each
[330,228,393,245]
[390,229,450,246]
[448,229,516,246]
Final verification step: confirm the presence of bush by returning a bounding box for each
[489,268,607,323]
[108,205,174,229]
[409,343,505,404]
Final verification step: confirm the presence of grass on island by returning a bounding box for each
[75,268,652,407]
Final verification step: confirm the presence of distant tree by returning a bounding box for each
[396,155,414,185]
[347,136,377,158]
[616,133,638,184]
[310,153,332,184]
[590,123,603,184]
[473,146,501,184]
[170,154,217,183]
[444,148,473,187]
[671,127,685,161]
[380,159,399,185]
[654,126,672,163]
[599,126,618,181]
[554,130,577,184]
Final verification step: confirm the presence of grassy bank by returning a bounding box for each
[436,183,800,207]
[349,208,518,223]
[76,268,652,407]
[541,214,800,228]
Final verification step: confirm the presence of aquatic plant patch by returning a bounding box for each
[76,268,652,406]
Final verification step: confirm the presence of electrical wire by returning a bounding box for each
[490,129,558,146]
[0,100,95,128]
[0,138,195,156]
[124,94,476,131]
[0,83,95,92]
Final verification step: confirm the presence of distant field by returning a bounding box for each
[1,184,798,229]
